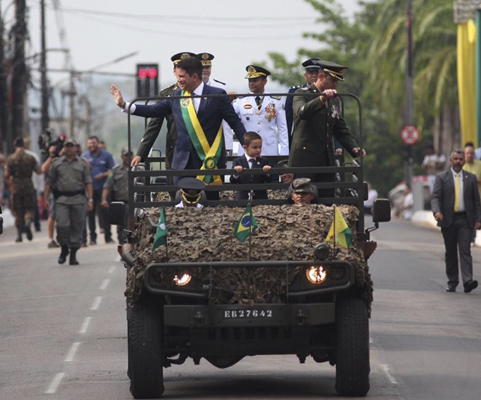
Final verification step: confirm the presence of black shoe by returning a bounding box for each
[89,239,97,246]
[464,280,478,293]
[24,226,33,241]
[58,246,69,264]
[15,228,23,243]
[69,248,79,265]
[446,287,456,292]
[105,239,115,244]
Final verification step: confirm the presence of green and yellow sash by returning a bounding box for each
[180,90,223,184]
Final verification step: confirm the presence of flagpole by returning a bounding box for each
[164,208,169,261]
[333,205,337,254]
[248,190,254,261]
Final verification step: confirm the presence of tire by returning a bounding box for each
[129,294,164,399]
[335,298,370,397]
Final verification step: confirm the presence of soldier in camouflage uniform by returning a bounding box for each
[44,138,93,265]
[5,138,42,242]
[101,148,131,243]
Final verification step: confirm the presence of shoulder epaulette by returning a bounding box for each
[270,95,281,100]
[159,83,176,95]
[290,85,301,90]
[213,78,226,86]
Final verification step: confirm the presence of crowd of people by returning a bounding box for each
[0,134,130,265]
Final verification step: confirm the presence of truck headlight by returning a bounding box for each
[173,274,192,286]
[306,266,327,285]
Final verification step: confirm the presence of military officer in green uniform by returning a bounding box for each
[44,138,93,265]
[101,147,131,243]
[288,60,365,198]
[132,52,196,169]
[5,138,42,242]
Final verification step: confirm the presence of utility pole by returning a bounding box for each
[10,0,28,152]
[40,0,49,132]
[0,5,10,152]
[68,70,76,138]
[404,0,414,188]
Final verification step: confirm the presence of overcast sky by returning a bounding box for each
[2,0,363,96]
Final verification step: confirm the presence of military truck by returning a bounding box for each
[111,91,391,399]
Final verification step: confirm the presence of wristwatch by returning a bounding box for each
[88,199,93,202]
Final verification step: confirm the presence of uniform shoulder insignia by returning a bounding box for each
[269,95,281,100]
[213,79,226,86]
[290,85,301,89]
[301,86,309,91]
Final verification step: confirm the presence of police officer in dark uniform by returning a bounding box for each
[44,138,93,265]
[288,60,365,198]
[285,58,321,148]
[101,147,131,242]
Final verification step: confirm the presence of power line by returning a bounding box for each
[42,5,316,24]
[43,12,314,40]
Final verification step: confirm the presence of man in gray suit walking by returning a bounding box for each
[432,149,481,293]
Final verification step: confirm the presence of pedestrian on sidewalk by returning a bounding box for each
[431,149,481,293]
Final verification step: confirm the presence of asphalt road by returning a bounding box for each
[0,217,480,400]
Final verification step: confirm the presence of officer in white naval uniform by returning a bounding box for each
[197,52,235,156]
[233,65,288,157]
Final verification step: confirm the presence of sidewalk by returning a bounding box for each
[411,210,481,247]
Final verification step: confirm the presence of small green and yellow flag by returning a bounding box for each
[152,207,168,252]
[233,204,258,243]
[326,207,352,249]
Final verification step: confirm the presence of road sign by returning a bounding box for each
[401,125,419,145]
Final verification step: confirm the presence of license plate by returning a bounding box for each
[222,308,274,319]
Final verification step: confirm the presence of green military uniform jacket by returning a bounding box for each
[288,84,359,170]
[136,83,178,167]
[104,164,128,202]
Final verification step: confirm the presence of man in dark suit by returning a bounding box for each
[110,57,246,183]
[431,149,481,293]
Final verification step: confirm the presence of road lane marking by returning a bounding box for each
[65,342,81,362]
[90,296,102,310]
[380,364,398,387]
[79,317,91,334]
[108,265,116,273]
[46,372,65,394]
[100,278,110,290]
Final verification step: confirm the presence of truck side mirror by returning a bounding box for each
[372,199,391,223]
[109,201,126,225]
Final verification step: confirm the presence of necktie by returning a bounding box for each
[249,158,257,168]
[255,96,262,109]
[454,173,461,211]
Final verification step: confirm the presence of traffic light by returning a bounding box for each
[136,63,159,98]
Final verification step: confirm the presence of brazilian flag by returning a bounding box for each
[152,207,168,252]
[233,205,258,243]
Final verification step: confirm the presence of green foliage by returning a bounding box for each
[261,0,457,196]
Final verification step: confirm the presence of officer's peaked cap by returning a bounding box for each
[245,65,271,79]
[178,177,206,192]
[197,53,214,67]
[171,52,196,65]
[315,59,348,81]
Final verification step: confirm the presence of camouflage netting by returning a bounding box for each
[126,204,373,310]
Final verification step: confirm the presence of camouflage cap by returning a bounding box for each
[291,178,315,194]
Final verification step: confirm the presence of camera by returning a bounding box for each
[38,129,66,163]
